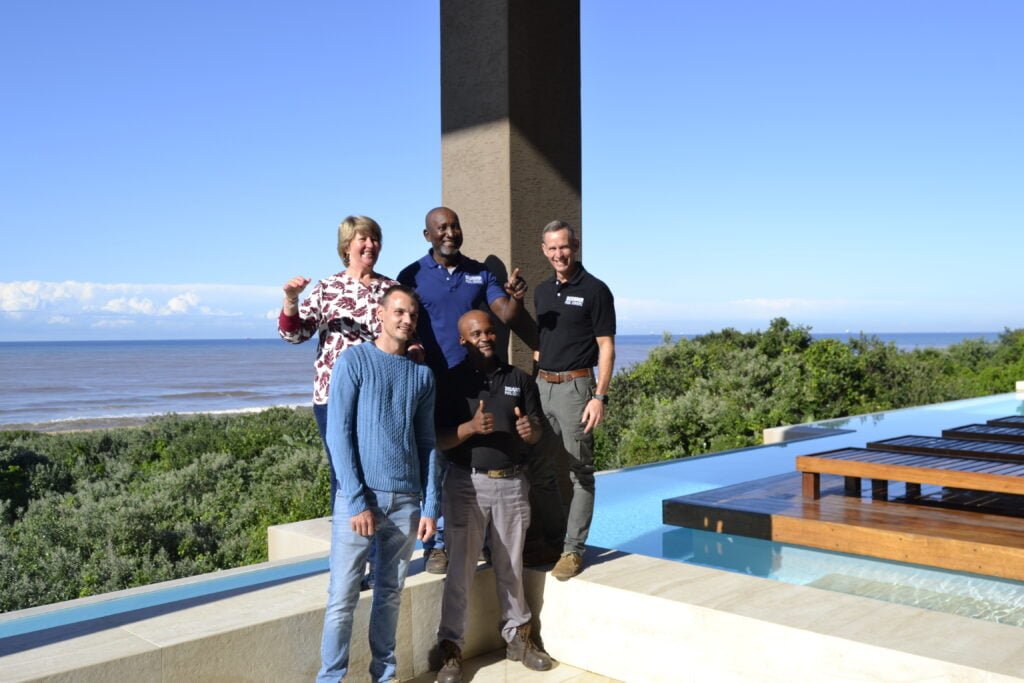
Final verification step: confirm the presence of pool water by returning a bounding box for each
[587,392,1024,627]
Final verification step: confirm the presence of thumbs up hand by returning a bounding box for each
[514,405,537,442]
[470,399,495,435]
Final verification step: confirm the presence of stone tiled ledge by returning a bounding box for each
[536,549,1024,682]
[0,549,493,683]
[2,523,1023,682]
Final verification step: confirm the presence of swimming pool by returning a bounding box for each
[587,392,1024,627]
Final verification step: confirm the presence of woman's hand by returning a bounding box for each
[282,276,311,314]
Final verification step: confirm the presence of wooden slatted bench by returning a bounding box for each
[988,415,1024,428]
[942,423,1024,444]
[865,435,1024,462]
[795,448,1024,500]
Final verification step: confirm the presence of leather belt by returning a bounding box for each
[537,368,592,384]
[454,463,524,479]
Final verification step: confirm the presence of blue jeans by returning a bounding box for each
[316,402,376,585]
[422,457,446,552]
[317,490,420,683]
[313,403,337,514]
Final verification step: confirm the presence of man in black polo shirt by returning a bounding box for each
[533,219,616,580]
[432,311,552,683]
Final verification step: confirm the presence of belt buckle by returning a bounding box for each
[488,466,517,478]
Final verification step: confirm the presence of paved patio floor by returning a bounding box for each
[406,647,620,683]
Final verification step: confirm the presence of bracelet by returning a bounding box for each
[593,393,609,405]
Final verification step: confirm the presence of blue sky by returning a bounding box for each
[2,1,1022,341]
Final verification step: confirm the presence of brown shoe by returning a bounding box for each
[551,551,582,580]
[435,639,462,683]
[425,548,449,575]
[506,624,552,671]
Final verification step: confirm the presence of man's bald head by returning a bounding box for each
[457,310,498,363]
[425,206,458,229]
[423,207,463,259]
[457,310,491,338]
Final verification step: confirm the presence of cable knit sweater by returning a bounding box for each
[326,342,441,519]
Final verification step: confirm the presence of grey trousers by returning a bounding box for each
[537,375,596,554]
[525,426,568,549]
[437,467,532,647]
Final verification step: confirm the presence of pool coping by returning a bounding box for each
[1,544,1023,681]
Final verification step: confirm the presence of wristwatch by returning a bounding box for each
[593,393,609,405]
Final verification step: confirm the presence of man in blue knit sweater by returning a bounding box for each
[317,285,442,683]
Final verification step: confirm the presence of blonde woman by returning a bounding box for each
[279,215,399,512]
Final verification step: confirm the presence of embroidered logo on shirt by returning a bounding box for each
[464,274,484,284]
[504,386,521,397]
[565,296,585,307]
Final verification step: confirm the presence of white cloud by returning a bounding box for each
[0,281,279,318]
[0,280,289,340]
[1,280,74,312]
[161,292,200,315]
[265,308,279,320]
[103,297,156,314]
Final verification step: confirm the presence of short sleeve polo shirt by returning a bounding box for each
[436,361,543,470]
[398,251,506,372]
[534,263,616,372]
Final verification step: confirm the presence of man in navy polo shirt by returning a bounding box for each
[398,206,528,573]
[532,219,616,580]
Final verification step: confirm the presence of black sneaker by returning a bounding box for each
[425,548,449,575]
[435,639,462,683]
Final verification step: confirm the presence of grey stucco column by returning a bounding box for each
[441,0,581,368]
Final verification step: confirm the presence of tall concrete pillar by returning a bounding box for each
[441,0,581,368]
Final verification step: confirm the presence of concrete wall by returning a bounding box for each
[441,0,581,368]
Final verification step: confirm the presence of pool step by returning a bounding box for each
[807,573,1024,627]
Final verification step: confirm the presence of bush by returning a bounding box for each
[594,319,1023,470]
[4,322,1022,612]
[0,408,328,612]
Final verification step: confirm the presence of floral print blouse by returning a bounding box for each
[278,271,399,404]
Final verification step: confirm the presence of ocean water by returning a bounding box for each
[0,332,1001,431]
[0,339,311,431]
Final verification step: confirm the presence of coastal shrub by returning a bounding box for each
[3,323,1023,612]
[0,408,328,612]
[594,319,1024,470]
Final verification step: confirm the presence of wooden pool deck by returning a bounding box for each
[663,415,1024,582]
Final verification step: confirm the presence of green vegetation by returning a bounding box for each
[594,319,1024,470]
[0,408,328,612]
[2,320,1023,612]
